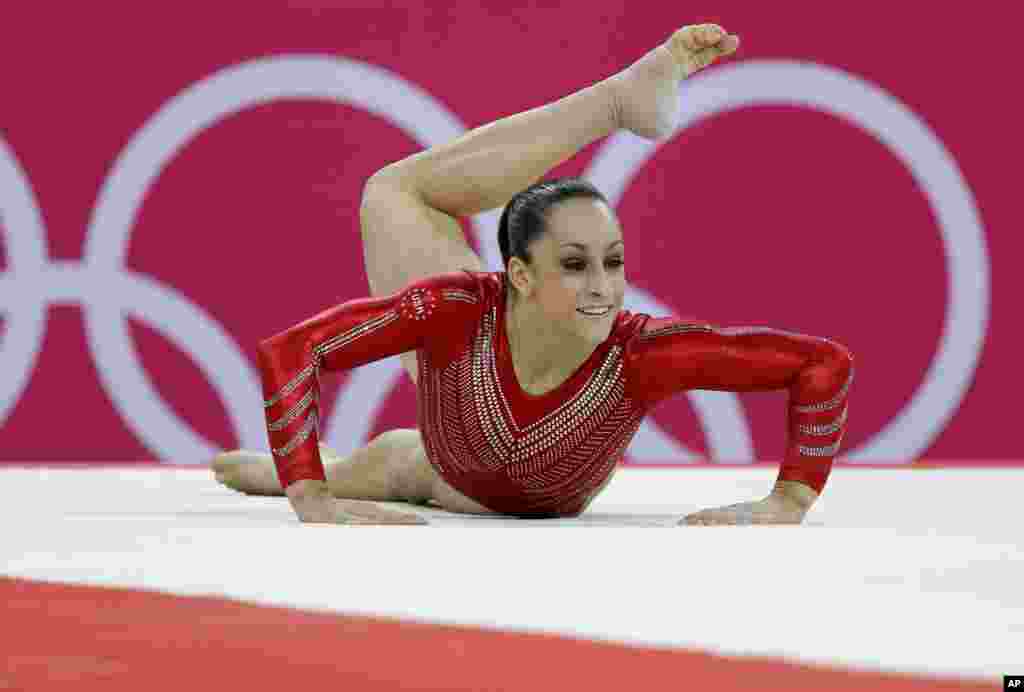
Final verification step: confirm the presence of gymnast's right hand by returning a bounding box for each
[286,479,429,525]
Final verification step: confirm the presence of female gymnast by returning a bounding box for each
[213,23,854,526]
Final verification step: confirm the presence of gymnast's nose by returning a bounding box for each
[586,267,613,300]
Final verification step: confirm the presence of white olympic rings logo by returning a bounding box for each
[0,56,989,464]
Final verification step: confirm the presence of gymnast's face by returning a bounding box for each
[512,197,626,343]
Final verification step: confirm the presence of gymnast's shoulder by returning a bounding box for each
[403,269,494,310]
[612,311,715,348]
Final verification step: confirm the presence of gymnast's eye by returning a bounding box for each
[562,257,624,271]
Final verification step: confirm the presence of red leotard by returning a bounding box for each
[258,271,853,517]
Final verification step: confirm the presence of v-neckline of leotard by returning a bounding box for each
[496,273,609,408]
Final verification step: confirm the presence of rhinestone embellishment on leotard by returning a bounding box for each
[317,311,400,357]
[399,287,438,321]
[798,440,842,457]
[268,389,315,432]
[273,409,318,457]
[798,404,848,436]
[638,323,713,341]
[441,288,478,305]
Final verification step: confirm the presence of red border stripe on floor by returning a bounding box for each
[0,578,995,691]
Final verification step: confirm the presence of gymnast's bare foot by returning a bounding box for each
[212,450,284,496]
[608,23,740,140]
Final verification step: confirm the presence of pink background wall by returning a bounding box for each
[1,2,1018,466]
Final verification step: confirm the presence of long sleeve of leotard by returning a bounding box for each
[256,272,482,488]
[627,317,855,494]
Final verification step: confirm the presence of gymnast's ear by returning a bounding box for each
[506,255,534,299]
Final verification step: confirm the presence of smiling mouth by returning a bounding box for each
[577,307,612,317]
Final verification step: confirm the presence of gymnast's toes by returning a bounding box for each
[211,452,239,490]
[212,450,284,496]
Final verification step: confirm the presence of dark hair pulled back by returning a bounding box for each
[497,177,608,269]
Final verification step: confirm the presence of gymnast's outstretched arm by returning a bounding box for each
[257,273,482,524]
[627,320,855,525]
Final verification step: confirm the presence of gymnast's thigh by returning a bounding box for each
[360,182,486,385]
[404,435,499,515]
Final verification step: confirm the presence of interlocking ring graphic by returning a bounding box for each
[0,56,989,464]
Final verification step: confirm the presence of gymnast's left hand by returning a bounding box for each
[681,492,809,526]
